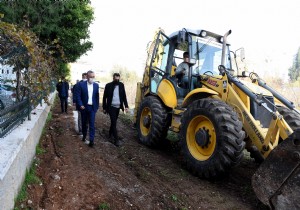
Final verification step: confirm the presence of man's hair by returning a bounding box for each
[87,70,94,75]
[183,52,189,58]
[113,73,120,77]
[82,72,87,77]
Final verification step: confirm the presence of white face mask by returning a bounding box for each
[83,78,87,81]
[88,78,94,84]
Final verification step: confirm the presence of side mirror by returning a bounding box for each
[177,31,186,44]
[235,47,245,61]
[239,48,245,61]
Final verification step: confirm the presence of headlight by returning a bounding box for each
[200,31,207,37]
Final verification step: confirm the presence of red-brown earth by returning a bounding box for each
[15,99,268,210]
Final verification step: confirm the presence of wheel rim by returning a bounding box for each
[186,115,216,161]
[140,107,152,136]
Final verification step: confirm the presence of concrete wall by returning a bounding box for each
[0,93,55,210]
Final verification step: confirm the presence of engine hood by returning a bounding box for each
[239,80,273,96]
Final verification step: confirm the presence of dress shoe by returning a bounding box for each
[106,134,113,143]
[114,139,122,147]
[88,141,94,147]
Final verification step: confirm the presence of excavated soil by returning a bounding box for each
[16,99,268,210]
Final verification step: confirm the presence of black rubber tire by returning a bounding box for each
[137,96,170,147]
[179,98,245,178]
[277,106,300,131]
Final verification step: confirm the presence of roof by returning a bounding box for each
[168,28,224,41]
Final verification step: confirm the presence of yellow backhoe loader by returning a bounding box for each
[133,28,300,209]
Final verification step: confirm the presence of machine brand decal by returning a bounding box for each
[207,79,218,87]
[242,111,264,144]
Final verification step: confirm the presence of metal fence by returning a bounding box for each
[0,79,57,138]
[0,98,30,138]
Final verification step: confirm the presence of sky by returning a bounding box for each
[71,0,300,80]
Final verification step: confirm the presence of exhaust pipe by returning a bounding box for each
[221,30,232,66]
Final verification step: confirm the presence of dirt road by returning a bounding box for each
[15,101,268,210]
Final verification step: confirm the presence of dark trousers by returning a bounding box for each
[109,106,120,140]
[81,105,96,142]
[78,110,82,133]
[59,97,68,113]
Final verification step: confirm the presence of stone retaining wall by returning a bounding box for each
[0,93,55,210]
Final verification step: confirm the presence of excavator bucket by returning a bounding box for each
[252,129,300,209]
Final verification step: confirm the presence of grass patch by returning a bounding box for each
[159,168,174,180]
[56,127,64,135]
[167,131,178,142]
[36,143,46,155]
[46,111,53,123]
[136,168,151,182]
[57,141,64,148]
[15,159,41,205]
[180,169,189,177]
[99,202,110,210]
[171,194,179,202]
[41,111,53,138]
[170,194,188,210]
[14,110,53,207]
[119,112,134,125]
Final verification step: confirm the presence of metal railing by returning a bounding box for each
[0,98,30,138]
[0,79,57,138]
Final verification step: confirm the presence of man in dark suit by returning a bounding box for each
[103,73,129,147]
[76,70,99,147]
[72,72,87,135]
[56,76,69,114]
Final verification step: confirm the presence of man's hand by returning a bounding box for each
[80,106,85,110]
[125,108,129,113]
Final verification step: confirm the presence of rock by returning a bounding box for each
[27,199,33,204]
[51,174,61,181]
[54,174,61,180]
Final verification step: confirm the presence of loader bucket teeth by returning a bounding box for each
[252,129,300,209]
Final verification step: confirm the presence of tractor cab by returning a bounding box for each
[148,29,232,103]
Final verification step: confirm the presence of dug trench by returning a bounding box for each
[15,99,268,210]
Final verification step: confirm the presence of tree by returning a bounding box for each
[288,47,300,81]
[0,20,56,104]
[0,0,94,75]
[110,65,139,84]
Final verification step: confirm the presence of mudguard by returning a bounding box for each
[252,129,300,209]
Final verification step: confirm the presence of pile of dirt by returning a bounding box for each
[15,100,267,209]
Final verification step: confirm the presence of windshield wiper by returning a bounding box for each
[198,37,214,53]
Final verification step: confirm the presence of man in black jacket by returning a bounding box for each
[56,76,69,114]
[103,73,129,146]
